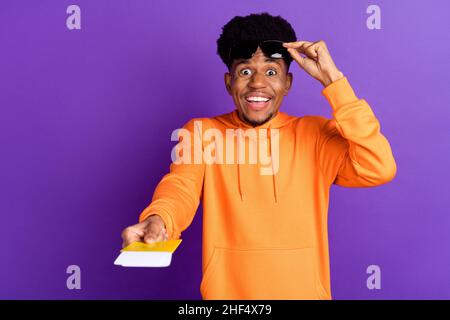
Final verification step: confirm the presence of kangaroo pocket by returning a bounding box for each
[200,246,322,300]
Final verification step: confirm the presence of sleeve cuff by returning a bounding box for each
[321,76,359,110]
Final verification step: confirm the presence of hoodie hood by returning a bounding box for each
[214,109,297,129]
[214,110,298,203]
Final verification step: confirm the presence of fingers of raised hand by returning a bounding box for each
[283,40,327,60]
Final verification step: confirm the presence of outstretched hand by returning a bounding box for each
[121,214,169,248]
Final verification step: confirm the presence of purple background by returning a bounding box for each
[1,0,449,299]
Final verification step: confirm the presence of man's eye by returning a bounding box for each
[240,68,252,76]
[266,69,277,76]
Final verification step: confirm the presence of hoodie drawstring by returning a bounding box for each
[237,126,244,201]
[236,124,278,203]
[269,126,278,203]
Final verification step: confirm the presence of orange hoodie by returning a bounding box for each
[138,76,397,300]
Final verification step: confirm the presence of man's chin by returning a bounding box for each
[241,111,274,127]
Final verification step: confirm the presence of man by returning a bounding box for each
[121,12,397,300]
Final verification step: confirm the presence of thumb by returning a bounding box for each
[143,220,165,244]
[121,221,148,248]
[287,48,306,69]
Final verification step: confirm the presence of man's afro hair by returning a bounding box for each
[216,12,297,70]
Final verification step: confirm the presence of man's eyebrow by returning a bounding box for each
[235,58,282,67]
[264,58,282,66]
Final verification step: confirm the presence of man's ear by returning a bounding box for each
[224,72,232,95]
[284,72,293,96]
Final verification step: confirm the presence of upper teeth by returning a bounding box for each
[247,96,270,102]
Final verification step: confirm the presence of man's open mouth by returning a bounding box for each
[244,95,272,110]
[245,96,271,103]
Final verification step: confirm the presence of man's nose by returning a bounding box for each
[248,71,267,89]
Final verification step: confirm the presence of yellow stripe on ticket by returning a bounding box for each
[121,240,182,253]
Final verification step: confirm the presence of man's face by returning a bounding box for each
[225,47,293,127]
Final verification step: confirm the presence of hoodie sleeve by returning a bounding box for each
[138,118,205,239]
[317,76,397,187]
